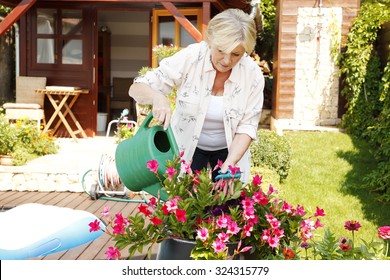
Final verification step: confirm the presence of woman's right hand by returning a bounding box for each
[152,93,172,130]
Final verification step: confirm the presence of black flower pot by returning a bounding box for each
[156,238,240,260]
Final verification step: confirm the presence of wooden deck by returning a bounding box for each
[0,190,159,260]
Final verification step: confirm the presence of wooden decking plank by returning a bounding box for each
[30,191,63,205]
[48,192,83,208]
[0,191,30,208]
[0,191,20,202]
[17,191,56,205]
[59,192,89,209]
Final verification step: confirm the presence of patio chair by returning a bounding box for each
[111,77,137,121]
[3,76,47,130]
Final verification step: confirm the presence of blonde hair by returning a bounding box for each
[204,9,257,54]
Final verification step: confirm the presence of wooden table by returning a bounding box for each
[36,88,89,140]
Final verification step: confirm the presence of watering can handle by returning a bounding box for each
[140,112,180,157]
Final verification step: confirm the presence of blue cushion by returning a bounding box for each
[0,203,105,260]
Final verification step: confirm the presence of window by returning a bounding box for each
[35,8,83,65]
[152,8,202,67]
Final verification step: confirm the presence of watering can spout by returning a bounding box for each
[115,113,179,201]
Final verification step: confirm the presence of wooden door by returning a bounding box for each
[22,6,97,137]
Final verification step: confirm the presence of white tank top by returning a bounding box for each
[197,95,227,151]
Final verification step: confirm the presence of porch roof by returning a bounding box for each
[0,0,251,37]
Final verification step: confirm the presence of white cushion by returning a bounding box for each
[3,103,41,109]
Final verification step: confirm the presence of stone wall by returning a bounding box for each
[273,7,342,132]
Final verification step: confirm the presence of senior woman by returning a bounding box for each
[129,8,264,182]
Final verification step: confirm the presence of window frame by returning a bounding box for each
[151,8,202,67]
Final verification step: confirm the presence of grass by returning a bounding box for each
[275,130,390,244]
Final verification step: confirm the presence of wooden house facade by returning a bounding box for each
[0,0,362,136]
[0,0,255,137]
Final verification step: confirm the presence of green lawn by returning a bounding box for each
[277,131,390,244]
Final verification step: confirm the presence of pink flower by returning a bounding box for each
[241,197,254,209]
[243,223,253,237]
[88,219,101,232]
[226,221,241,235]
[175,209,187,222]
[113,223,125,235]
[243,206,255,220]
[344,220,361,232]
[165,199,178,212]
[314,218,324,229]
[148,197,157,208]
[146,159,159,173]
[212,239,226,253]
[267,236,281,248]
[114,213,129,226]
[105,246,121,259]
[261,229,271,242]
[217,232,230,243]
[180,161,192,175]
[378,226,390,240]
[252,174,263,187]
[101,206,110,218]
[216,215,231,229]
[216,160,223,169]
[294,204,306,216]
[228,165,241,177]
[196,227,209,242]
[281,201,293,214]
[252,190,269,205]
[166,167,177,180]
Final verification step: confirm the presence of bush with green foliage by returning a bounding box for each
[250,129,292,182]
[339,1,390,202]
[0,112,58,165]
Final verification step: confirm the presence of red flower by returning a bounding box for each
[150,216,163,226]
[378,226,390,240]
[176,209,187,222]
[339,243,352,252]
[314,207,325,217]
[88,219,101,232]
[138,204,152,216]
[344,220,361,232]
[282,247,295,259]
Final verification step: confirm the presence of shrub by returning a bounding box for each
[250,129,292,182]
[0,113,58,165]
[339,2,390,202]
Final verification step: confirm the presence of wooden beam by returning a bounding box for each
[212,0,227,11]
[202,1,210,35]
[0,0,37,36]
[161,1,203,42]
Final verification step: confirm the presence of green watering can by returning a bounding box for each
[115,112,179,201]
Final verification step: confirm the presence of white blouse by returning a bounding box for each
[134,41,264,182]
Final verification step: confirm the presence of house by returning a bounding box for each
[0,0,361,137]
[0,0,259,137]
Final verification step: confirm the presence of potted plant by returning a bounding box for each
[89,153,327,260]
